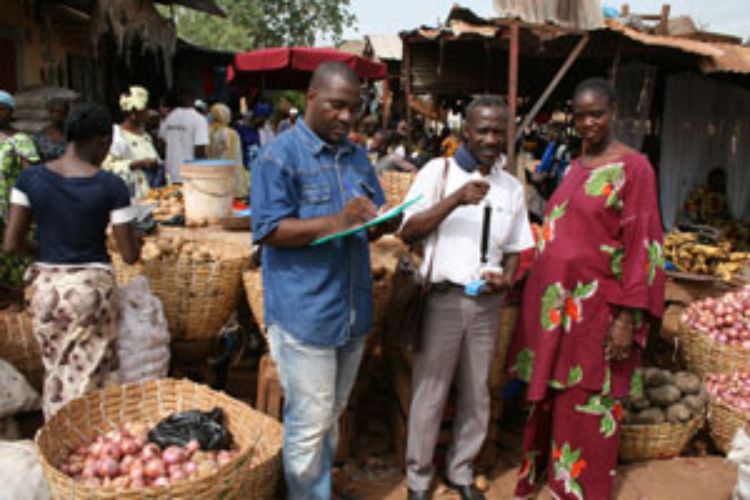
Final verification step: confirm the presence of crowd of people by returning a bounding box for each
[0,62,667,500]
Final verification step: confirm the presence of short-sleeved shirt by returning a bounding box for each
[159,107,209,183]
[403,155,535,285]
[12,165,134,264]
[251,119,386,348]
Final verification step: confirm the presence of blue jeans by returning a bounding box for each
[268,323,365,500]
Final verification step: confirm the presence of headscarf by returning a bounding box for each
[0,90,15,110]
[119,86,149,113]
[210,103,232,127]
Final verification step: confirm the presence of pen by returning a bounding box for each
[342,180,362,199]
[358,182,376,201]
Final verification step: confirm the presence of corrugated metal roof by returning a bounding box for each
[365,34,402,61]
[492,0,603,31]
[606,20,750,74]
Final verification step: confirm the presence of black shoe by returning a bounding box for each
[407,489,431,500]
[443,478,485,500]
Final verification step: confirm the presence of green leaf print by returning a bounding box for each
[541,283,564,331]
[514,348,535,382]
[630,369,644,399]
[575,394,620,438]
[575,395,608,415]
[646,240,665,285]
[538,201,568,253]
[584,163,625,210]
[603,367,612,395]
[600,413,617,439]
[549,380,565,390]
[600,245,624,279]
[561,442,581,467]
[567,366,583,386]
[549,201,568,220]
[572,280,598,300]
[633,310,644,330]
[569,479,584,500]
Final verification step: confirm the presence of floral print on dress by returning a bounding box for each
[575,394,624,439]
[584,163,625,211]
[552,441,587,500]
[538,201,567,252]
[645,240,665,285]
[514,348,535,382]
[600,245,624,279]
[540,281,598,332]
[518,450,539,485]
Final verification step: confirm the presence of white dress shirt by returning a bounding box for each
[403,156,535,285]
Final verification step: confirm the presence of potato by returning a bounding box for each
[633,407,665,425]
[629,397,651,411]
[673,372,701,395]
[644,368,673,388]
[647,384,682,406]
[666,402,692,423]
[682,394,705,414]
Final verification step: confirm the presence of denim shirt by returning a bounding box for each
[251,120,385,347]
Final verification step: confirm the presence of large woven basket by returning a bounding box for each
[488,305,519,389]
[379,171,415,206]
[36,378,282,499]
[679,321,750,377]
[0,308,43,391]
[243,269,265,334]
[709,399,749,454]
[112,239,250,340]
[619,413,704,462]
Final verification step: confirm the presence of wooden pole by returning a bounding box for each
[404,38,413,150]
[515,34,590,142]
[507,20,520,178]
[382,77,390,130]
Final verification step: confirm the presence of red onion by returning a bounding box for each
[152,476,170,487]
[163,446,187,465]
[96,458,120,478]
[102,442,122,461]
[141,443,160,461]
[144,458,166,479]
[120,438,140,456]
[183,461,198,476]
[186,439,200,454]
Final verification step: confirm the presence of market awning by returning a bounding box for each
[228,47,388,90]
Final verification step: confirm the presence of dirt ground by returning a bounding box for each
[341,455,736,500]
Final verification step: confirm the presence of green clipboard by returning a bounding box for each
[311,194,424,246]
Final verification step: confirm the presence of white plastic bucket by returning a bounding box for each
[180,159,235,226]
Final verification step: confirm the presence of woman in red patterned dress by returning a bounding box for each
[508,78,665,499]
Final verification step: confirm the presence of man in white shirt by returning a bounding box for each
[159,92,209,183]
[400,95,534,500]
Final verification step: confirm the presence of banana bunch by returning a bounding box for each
[665,230,749,282]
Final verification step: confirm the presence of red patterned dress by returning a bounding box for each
[507,152,665,499]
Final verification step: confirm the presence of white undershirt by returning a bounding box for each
[403,156,535,285]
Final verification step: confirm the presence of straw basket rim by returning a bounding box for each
[619,411,704,462]
[708,397,750,454]
[679,320,750,376]
[35,378,282,499]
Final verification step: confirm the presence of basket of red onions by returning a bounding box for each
[679,286,750,376]
[706,372,750,454]
[35,378,282,499]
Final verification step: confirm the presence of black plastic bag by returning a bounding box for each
[147,407,233,450]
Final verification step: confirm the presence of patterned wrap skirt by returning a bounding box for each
[27,264,120,419]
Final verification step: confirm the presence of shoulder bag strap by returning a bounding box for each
[423,158,451,285]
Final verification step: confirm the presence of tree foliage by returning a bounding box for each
[163,0,356,52]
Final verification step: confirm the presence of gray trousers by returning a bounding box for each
[405,288,502,490]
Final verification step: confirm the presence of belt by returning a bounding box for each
[430,281,464,293]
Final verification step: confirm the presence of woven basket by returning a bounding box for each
[379,171,415,206]
[36,378,282,499]
[243,270,265,334]
[709,399,750,454]
[0,308,43,391]
[619,413,704,462]
[489,305,520,389]
[679,321,750,377]
[112,239,250,340]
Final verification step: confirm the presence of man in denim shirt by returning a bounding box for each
[252,62,397,499]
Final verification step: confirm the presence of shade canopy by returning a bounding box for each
[228,47,388,90]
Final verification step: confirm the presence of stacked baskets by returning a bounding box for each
[0,308,43,390]
[36,378,282,499]
[678,287,750,454]
[112,238,250,340]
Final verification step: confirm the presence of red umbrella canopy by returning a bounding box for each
[228,46,388,90]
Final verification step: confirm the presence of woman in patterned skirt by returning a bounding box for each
[507,78,665,499]
[3,103,140,419]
